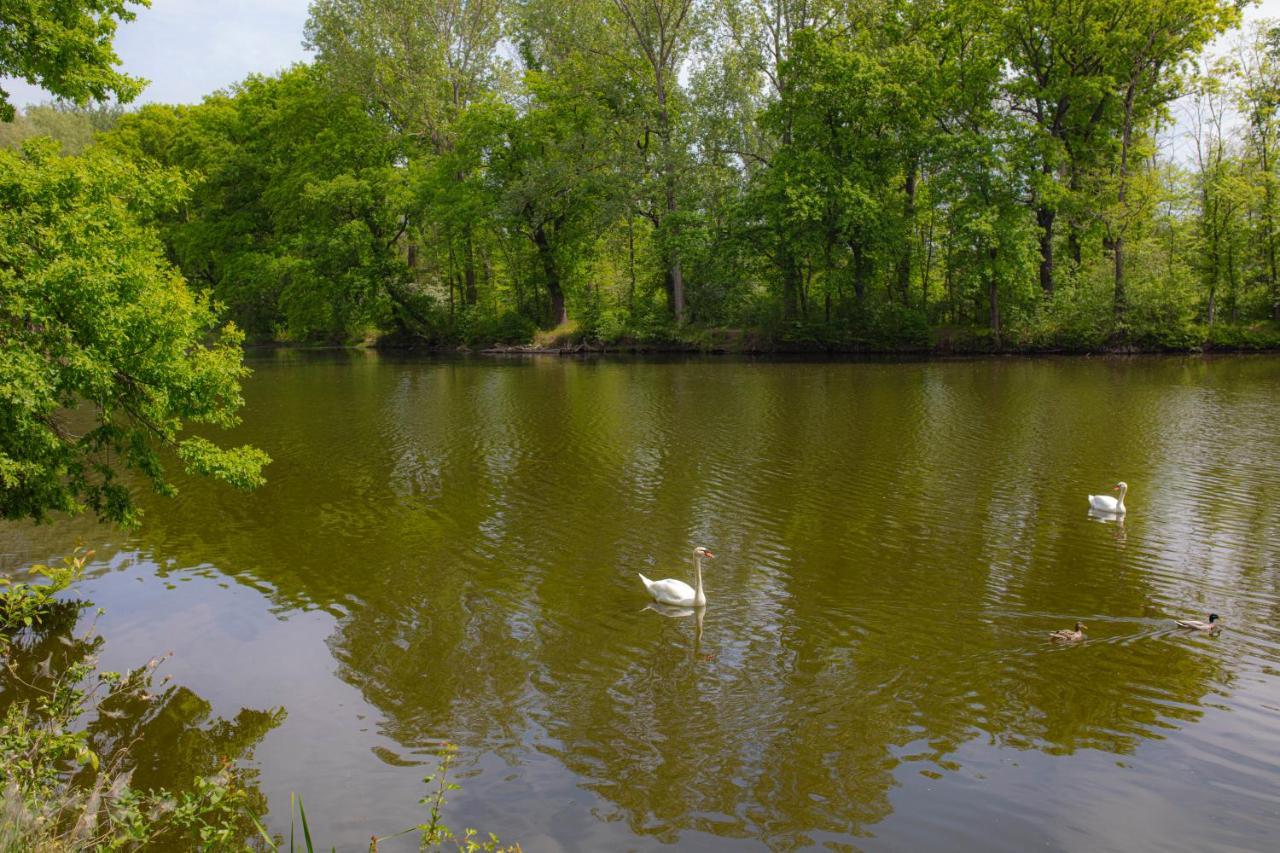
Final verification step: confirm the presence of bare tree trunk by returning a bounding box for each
[658,81,685,324]
[1113,233,1125,317]
[1228,239,1239,323]
[533,224,566,326]
[1114,82,1137,320]
[896,159,917,302]
[627,213,637,312]
[464,230,478,306]
[799,263,809,318]
[1246,101,1279,320]
[921,194,935,314]
[669,257,685,324]
[1037,204,1056,296]
[850,241,867,306]
[1037,147,1056,297]
[987,247,1001,340]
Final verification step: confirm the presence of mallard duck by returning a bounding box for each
[1050,621,1086,642]
[1175,613,1220,632]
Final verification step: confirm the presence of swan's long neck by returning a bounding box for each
[693,553,705,607]
[1118,483,1128,510]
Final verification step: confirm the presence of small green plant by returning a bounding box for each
[3,550,270,850]
[1,643,259,850]
[0,550,89,640]
[275,745,520,853]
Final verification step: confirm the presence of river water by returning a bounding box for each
[3,354,1279,851]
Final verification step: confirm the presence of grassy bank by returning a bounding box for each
[361,318,1280,357]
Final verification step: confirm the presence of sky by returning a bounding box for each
[4,0,1280,109]
[4,0,313,108]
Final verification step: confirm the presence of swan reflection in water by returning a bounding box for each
[1087,506,1127,541]
[642,602,707,657]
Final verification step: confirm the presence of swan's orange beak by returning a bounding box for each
[703,550,716,559]
[1112,485,1121,492]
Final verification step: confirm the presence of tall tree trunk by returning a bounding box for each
[921,197,935,314]
[658,88,685,324]
[533,224,566,326]
[464,230,478,306]
[1112,232,1125,318]
[1227,238,1239,324]
[1264,147,1280,320]
[1114,67,1145,320]
[627,214,637,312]
[666,237,685,323]
[1035,150,1057,295]
[850,241,867,306]
[446,239,459,317]
[482,251,493,310]
[1037,204,1056,296]
[943,240,955,323]
[987,246,1001,340]
[1206,236,1219,326]
[896,159,917,303]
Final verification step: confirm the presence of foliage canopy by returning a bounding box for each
[0,140,269,526]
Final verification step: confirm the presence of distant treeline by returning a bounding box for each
[8,0,1280,351]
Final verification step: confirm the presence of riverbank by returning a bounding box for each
[342,319,1280,357]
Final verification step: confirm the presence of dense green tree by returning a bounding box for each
[0,140,268,525]
[102,66,408,342]
[1189,72,1252,325]
[306,0,508,315]
[0,0,147,120]
[1099,0,1239,318]
[495,73,624,326]
[11,0,1270,362]
[1233,20,1280,321]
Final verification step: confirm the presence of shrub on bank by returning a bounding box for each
[1204,321,1280,350]
[1,553,518,852]
[1,553,260,850]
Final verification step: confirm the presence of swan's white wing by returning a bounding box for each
[644,577,696,606]
[1089,494,1120,511]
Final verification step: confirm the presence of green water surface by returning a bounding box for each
[3,354,1279,851]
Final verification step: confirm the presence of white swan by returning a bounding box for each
[639,547,714,607]
[1088,481,1128,514]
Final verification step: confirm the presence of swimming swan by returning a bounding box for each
[1089,481,1128,514]
[639,547,714,607]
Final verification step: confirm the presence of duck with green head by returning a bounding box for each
[1176,613,1220,632]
